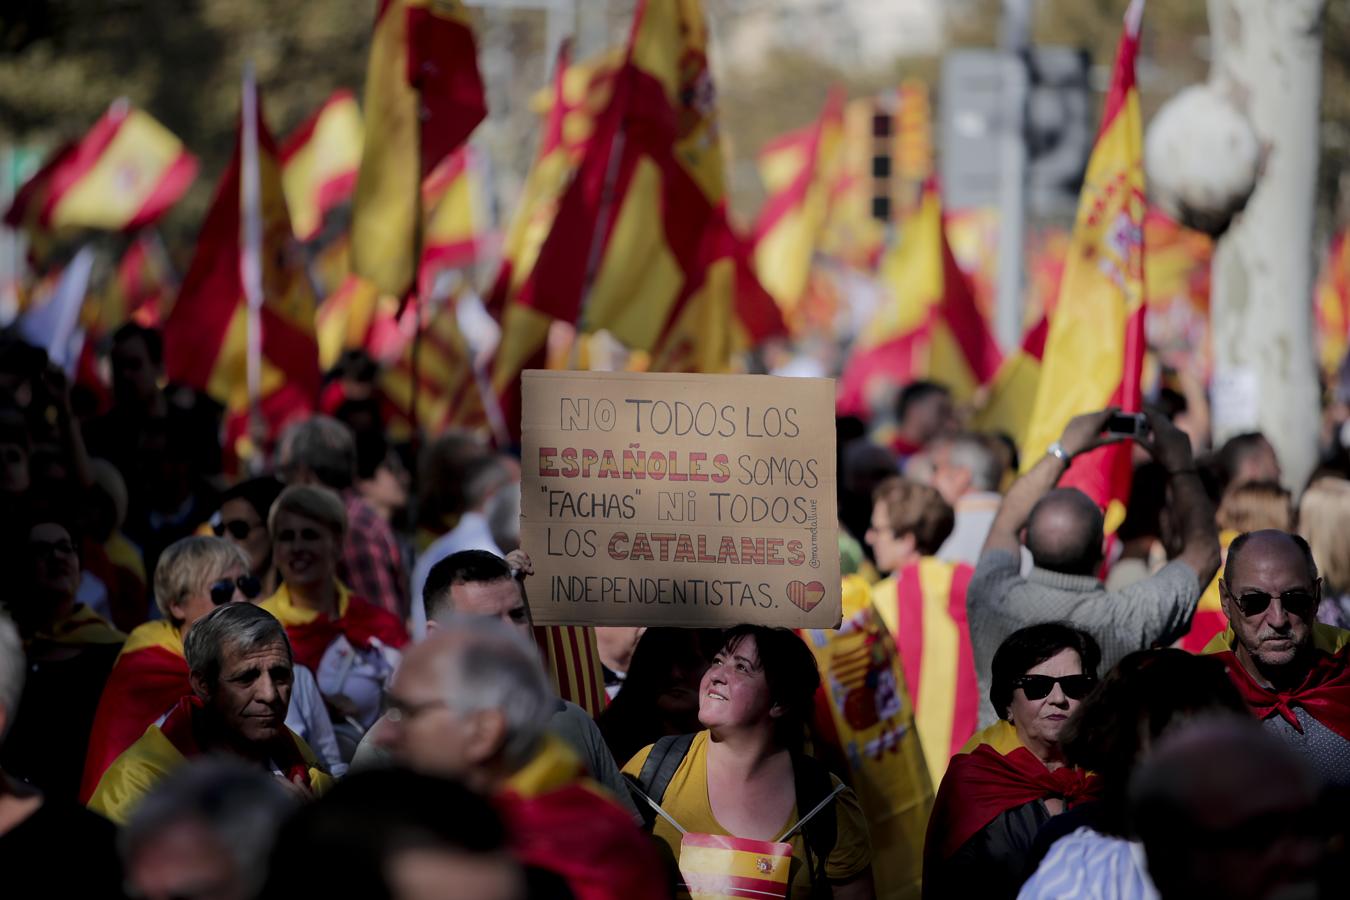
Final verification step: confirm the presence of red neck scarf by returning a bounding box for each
[270,587,408,671]
[158,695,314,787]
[926,743,1099,864]
[1215,647,1350,742]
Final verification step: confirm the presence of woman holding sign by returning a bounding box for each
[622,625,874,899]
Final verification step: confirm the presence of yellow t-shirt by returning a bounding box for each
[622,731,872,898]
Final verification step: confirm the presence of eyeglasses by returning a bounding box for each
[276,527,325,543]
[1013,674,1097,701]
[1223,584,1320,619]
[209,575,263,605]
[211,517,259,541]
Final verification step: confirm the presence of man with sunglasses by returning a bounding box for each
[968,407,1221,726]
[1209,529,1350,786]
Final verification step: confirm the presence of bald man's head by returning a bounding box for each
[1025,488,1105,576]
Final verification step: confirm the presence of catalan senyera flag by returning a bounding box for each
[419,146,486,294]
[870,559,979,786]
[281,90,364,242]
[753,91,845,317]
[5,101,197,234]
[1020,0,1146,531]
[1316,230,1350,378]
[971,316,1049,448]
[804,575,932,898]
[373,292,487,439]
[535,625,607,718]
[351,0,486,298]
[162,87,321,454]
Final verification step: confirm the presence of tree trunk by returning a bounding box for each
[1208,0,1325,491]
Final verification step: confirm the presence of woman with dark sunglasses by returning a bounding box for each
[924,623,1102,900]
[81,536,345,801]
[209,476,285,599]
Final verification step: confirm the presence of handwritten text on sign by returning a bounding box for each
[521,371,841,628]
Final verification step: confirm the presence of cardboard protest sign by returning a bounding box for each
[520,370,841,628]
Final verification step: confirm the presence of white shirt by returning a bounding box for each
[286,664,347,777]
[937,491,1002,566]
[409,511,504,639]
[313,634,401,732]
[1018,828,1159,900]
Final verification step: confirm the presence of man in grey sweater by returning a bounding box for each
[968,408,1221,725]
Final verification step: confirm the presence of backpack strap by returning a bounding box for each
[627,732,696,832]
[790,753,839,898]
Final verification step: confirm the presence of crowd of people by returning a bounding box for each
[3,322,1350,900]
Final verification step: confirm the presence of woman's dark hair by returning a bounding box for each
[990,622,1101,721]
[716,625,821,751]
[1061,648,1246,835]
[598,628,718,766]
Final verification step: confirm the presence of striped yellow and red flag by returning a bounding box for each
[281,90,363,242]
[351,0,486,298]
[419,146,487,295]
[1316,230,1350,378]
[871,558,980,786]
[535,624,607,718]
[1020,0,1147,532]
[804,575,931,897]
[371,292,487,440]
[5,101,196,234]
[679,833,793,899]
[753,90,845,318]
[836,179,1003,418]
[972,315,1049,448]
[162,84,320,464]
[86,231,175,339]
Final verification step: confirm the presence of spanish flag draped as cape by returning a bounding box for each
[30,603,125,647]
[1205,624,1350,742]
[260,582,408,671]
[80,620,188,803]
[924,720,1099,890]
[88,695,333,825]
[495,733,665,900]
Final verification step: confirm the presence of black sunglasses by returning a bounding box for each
[1013,674,1097,701]
[209,575,262,605]
[1225,585,1319,619]
[211,518,258,541]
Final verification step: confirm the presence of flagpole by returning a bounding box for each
[240,62,266,471]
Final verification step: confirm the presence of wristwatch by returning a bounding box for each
[1046,441,1072,464]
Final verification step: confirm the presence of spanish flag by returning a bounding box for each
[1316,230,1350,378]
[871,558,980,785]
[316,273,383,371]
[804,575,932,898]
[837,180,1002,417]
[4,100,197,234]
[487,41,591,442]
[281,89,363,242]
[1177,529,1239,653]
[753,90,845,317]
[162,80,321,458]
[80,620,188,803]
[519,0,729,350]
[679,833,793,899]
[351,0,486,298]
[1020,0,1147,533]
[419,146,486,294]
[645,213,787,375]
[971,316,1048,448]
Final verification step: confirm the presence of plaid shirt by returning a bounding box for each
[339,491,409,619]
